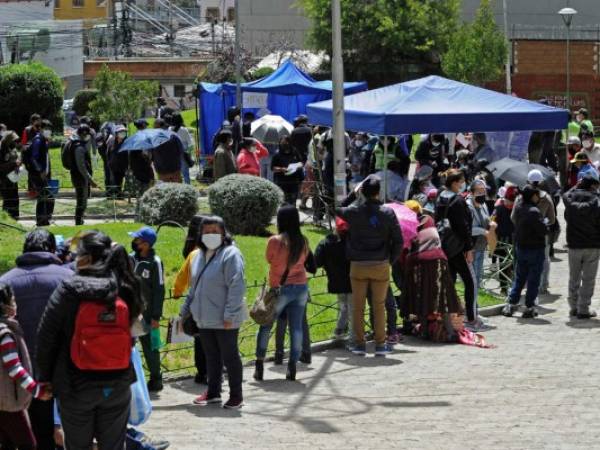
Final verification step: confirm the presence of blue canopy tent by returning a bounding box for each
[197,60,367,154]
[306,75,568,134]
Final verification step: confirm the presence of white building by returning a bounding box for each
[198,0,235,23]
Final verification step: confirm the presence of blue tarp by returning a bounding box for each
[197,60,367,154]
[306,75,569,135]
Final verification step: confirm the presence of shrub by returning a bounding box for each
[247,66,275,81]
[0,62,64,134]
[208,174,283,235]
[138,183,199,226]
[73,89,99,117]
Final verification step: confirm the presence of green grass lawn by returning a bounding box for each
[0,215,503,377]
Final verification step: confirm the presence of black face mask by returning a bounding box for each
[475,195,486,204]
[131,242,139,253]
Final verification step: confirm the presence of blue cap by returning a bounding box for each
[128,226,157,246]
[577,166,600,182]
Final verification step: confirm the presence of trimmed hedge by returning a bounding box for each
[138,183,199,226]
[208,174,283,235]
[0,62,64,134]
[73,89,99,117]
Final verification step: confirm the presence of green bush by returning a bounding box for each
[0,62,64,134]
[72,89,98,117]
[208,174,283,235]
[138,183,199,226]
[247,66,275,81]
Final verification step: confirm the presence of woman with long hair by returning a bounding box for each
[180,216,246,409]
[254,205,312,381]
[36,231,142,449]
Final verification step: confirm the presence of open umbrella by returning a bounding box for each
[119,129,183,152]
[486,158,560,193]
[250,115,293,145]
[383,202,419,249]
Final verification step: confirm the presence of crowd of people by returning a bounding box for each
[2,102,600,448]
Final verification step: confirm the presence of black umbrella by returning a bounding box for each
[486,158,560,193]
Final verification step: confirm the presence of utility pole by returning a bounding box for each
[234,0,241,107]
[331,0,347,205]
[503,0,511,94]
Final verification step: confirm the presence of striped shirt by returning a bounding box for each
[0,333,40,398]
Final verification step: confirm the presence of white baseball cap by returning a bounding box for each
[527,169,544,183]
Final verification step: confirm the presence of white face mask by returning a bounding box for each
[117,132,127,140]
[84,134,91,142]
[431,140,441,147]
[43,129,52,139]
[355,140,364,147]
[583,140,594,149]
[202,233,222,250]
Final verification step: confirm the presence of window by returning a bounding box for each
[206,7,220,23]
[54,0,60,7]
[72,0,84,7]
[227,7,235,22]
[174,85,186,98]
[97,0,107,6]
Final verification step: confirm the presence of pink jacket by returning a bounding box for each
[236,142,269,176]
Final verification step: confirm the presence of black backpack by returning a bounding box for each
[61,140,75,171]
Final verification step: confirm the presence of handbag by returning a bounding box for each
[436,195,464,259]
[129,347,152,426]
[181,252,217,337]
[250,266,290,326]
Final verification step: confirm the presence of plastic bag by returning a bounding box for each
[129,346,152,426]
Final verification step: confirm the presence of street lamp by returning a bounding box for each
[558,7,577,112]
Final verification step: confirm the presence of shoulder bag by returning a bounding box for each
[181,252,217,336]
[250,265,289,326]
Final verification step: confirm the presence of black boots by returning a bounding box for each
[286,361,296,381]
[253,360,264,381]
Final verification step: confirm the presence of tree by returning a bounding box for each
[89,65,158,123]
[73,89,99,117]
[442,0,507,86]
[0,62,63,134]
[200,46,255,83]
[299,0,460,84]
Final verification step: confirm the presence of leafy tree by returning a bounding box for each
[0,62,63,134]
[73,89,99,117]
[299,0,460,84]
[89,65,158,123]
[442,0,507,86]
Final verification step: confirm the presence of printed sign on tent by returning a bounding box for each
[243,92,268,109]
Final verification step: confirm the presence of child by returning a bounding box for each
[129,226,165,393]
[314,217,353,342]
[0,283,52,449]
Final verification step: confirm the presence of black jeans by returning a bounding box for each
[139,332,162,383]
[275,306,311,356]
[194,336,207,378]
[197,329,243,401]
[74,182,90,225]
[0,180,19,219]
[59,386,131,450]
[28,398,55,450]
[448,252,476,321]
[30,174,54,226]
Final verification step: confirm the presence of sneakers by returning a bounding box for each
[374,344,393,357]
[386,333,402,345]
[192,391,222,406]
[333,329,347,340]
[502,304,517,317]
[521,307,538,319]
[147,379,163,393]
[350,344,366,355]
[223,398,244,410]
[577,310,597,319]
[464,318,492,332]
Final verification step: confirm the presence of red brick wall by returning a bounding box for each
[84,59,209,83]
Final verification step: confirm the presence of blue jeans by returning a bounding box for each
[473,249,485,307]
[255,284,309,363]
[181,154,190,184]
[509,246,545,308]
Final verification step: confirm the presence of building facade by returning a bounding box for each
[54,0,111,20]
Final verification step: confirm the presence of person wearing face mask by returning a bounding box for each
[568,151,596,189]
[69,124,98,226]
[416,134,448,187]
[0,131,22,219]
[106,125,130,198]
[491,186,517,294]
[26,120,55,226]
[128,226,165,393]
[213,129,237,181]
[349,132,367,184]
[467,180,496,324]
[236,137,269,177]
[579,130,600,166]
[503,186,547,319]
[272,136,304,205]
[21,114,42,146]
[435,169,479,330]
[563,170,600,320]
[180,216,246,409]
[575,108,594,136]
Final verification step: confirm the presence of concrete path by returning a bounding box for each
[142,204,600,450]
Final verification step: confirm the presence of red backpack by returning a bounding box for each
[70,297,131,371]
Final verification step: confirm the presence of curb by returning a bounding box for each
[479,304,504,317]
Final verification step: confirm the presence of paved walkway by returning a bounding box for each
[142,207,600,450]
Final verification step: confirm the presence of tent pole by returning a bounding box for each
[332,0,347,206]
[383,139,388,201]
